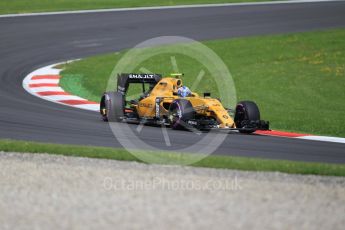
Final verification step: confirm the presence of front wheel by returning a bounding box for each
[234,100,260,133]
[168,99,195,130]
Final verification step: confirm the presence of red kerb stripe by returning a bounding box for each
[255,130,310,138]
[29,83,59,88]
[31,75,61,80]
[59,100,98,105]
[37,91,70,96]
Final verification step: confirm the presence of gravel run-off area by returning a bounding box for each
[0,152,344,230]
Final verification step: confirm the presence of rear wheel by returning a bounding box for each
[234,101,260,133]
[100,92,124,122]
[168,99,195,130]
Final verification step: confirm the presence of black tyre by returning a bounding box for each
[169,99,195,130]
[100,92,124,122]
[234,101,260,133]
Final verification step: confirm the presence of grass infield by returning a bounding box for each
[0,139,344,176]
[61,29,345,137]
[0,0,279,15]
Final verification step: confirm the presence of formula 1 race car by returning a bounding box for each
[100,73,269,133]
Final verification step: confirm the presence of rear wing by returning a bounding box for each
[117,73,162,95]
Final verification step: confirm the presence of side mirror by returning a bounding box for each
[203,92,211,97]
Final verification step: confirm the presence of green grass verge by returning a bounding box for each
[61,28,345,137]
[0,139,344,176]
[1,0,279,15]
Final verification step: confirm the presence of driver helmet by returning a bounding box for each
[177,86,191,97]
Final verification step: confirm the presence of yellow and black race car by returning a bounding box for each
[100,73,269,133]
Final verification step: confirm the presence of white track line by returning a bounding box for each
[0,0,342,18]
[74,104,100,111]
[298,136,345,144]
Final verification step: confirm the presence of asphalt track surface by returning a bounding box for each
[0,1,345,164]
